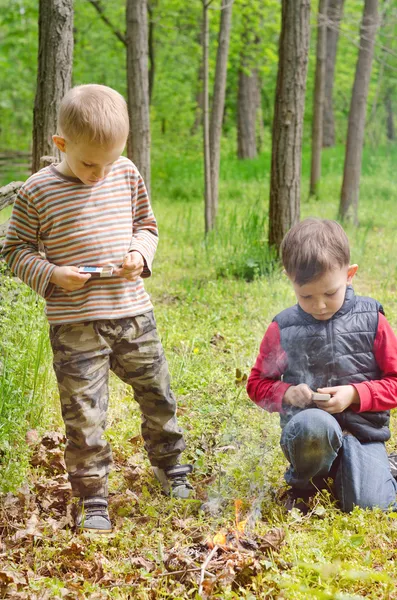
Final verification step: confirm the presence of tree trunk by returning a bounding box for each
[268,0,311,253]
[209,0,233,228]
[126,0,151,194]
[310,0,328,197]
[237,65,259,160]
[202,1,212,234]
[323,0,345,147]
[32,0,73,174]
[339,0,379,224]
[148,2,155,104]
[385,88,395,141]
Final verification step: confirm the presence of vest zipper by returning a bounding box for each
[325,320,335,386]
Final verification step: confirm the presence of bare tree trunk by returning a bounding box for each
[255,73,265,154]
[202,1,212,234]
[32,0,73,174]
[126,0,151,194]
[385,88,395,141]
[237,65,259,160]
[268,0,311,253]
[310,0,328,197]
[148,1,155,104]
[323,0,345,147]
[209,0,233,227]
[339,0,379,224]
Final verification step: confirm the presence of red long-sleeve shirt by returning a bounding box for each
[247,312,397,414]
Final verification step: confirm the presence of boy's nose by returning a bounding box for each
[312,298,327,310]
[93,166,106,179]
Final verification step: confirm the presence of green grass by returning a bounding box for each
[1,141,397,597]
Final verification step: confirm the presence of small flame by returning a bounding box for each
[213,531,227,546]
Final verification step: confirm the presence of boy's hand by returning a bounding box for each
[113,251,144,281]
[283,384,314,408]
[315,385,360,414]
[50,266,91,291]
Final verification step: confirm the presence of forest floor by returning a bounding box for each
[1,142,397,599]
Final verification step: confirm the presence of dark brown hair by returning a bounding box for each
[281,218,350,285]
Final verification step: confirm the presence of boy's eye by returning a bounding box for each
[82,162,94,167]
[325,291,337,297]
[301,295,311,300]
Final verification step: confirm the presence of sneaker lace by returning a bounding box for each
[165,464,193,490]
[170,475,194,490]
[81,498,109,519]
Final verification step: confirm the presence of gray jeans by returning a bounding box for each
[280,408,397,512]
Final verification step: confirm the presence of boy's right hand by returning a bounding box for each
[283,384,313,408]
[50,266,91,291]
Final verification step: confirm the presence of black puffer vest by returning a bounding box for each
[273,286,390,442]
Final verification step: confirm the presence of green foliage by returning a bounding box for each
[0,265,59,490]
[1,0,395,152]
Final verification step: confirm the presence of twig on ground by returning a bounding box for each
[198,544,218,596]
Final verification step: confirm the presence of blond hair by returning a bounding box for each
[281,218,350,285]
[58,84,129,146]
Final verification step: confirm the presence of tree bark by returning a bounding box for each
[339,0,379,224]
[237,65,259,160]
[32,0,73,174]
[385,88,395,141]
[209,0,233,228]
[126,0,151,194]
[323,0,345,147]
[148,2,155,104]
[310,0,328,197]
[202,1,212,234]
[268,0,311,253]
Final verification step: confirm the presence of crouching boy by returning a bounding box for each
[247,218,397,513]
[2,84,192,533]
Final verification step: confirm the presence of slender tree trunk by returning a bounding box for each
[339,0,379,224]
[385,88,395,141]
[32,0,73,174]
[126,0,151,194]
[209,0,233,227]
[191,29,205,136]
[310,0,328,197]
[237,65,259,160]
[268,0,311,253]
[202,1,212,234]
[255,73,265,154]
[148,2,155,104]
[323,0,345,147]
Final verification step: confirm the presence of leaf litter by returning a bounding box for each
[0,431,285,598]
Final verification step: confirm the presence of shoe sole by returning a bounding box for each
[77,526,113,534]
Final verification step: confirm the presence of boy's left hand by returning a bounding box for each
[315,385,360,414]
[113,251,144,281]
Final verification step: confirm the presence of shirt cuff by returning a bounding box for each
[352,382,371,412]
[38,262,57,299]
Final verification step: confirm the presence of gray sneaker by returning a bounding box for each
[153,464,193,499]
[76,497,112,533]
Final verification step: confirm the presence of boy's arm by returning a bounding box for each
[2,187,56,298]
[128,172,158,278]
[246,321,290,412]
[352,312,397,412]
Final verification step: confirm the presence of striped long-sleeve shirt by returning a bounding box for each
[2,157,158,324]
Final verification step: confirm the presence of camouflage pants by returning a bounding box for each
[49,311,186,498]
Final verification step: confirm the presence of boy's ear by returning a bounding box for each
[52,135,66,153]
[347,264,358,284]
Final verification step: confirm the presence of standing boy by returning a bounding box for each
[2,84,192,533]
[247,218,397,513]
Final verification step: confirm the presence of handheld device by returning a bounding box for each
[78,266,114,277]
[312,392,331,402]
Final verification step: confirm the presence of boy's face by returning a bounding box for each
[53,135,126,185]
[289,265,358,321]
